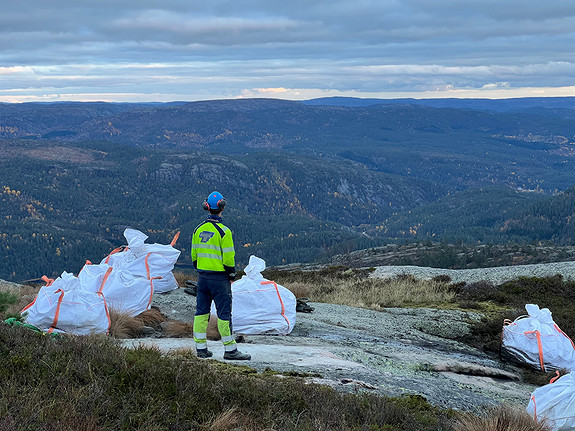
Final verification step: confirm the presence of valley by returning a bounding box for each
[0,97,574,282]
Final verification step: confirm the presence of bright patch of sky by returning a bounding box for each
[0,1,574,102]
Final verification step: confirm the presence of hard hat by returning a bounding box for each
[203,191,226,210]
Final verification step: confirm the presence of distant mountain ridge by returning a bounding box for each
[303,96,575,112]
[1,97,575,147]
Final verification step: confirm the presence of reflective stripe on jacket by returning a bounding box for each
[191,220,235,272]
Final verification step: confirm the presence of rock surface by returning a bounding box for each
[370,261,575,284]
[128,283,536,414]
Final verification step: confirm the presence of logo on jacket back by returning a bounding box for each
[199,231,215,243]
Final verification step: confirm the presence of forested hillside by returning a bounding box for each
[0,98,574,282]
[2,98,574,192]
[0,140,435,280]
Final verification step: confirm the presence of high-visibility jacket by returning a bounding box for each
[191,218,235,273]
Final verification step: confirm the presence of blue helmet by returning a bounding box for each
[203,191,226,210]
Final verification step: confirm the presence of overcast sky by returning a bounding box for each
[1,1,574,102]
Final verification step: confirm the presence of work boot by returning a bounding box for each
[196,348,213,359]
[223,349,251,361]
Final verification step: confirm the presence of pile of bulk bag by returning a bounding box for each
[22,228,181,333]
[527,372,575,430]
[218,255,296,335]
[21,272,111,335]
[501,304,575,372]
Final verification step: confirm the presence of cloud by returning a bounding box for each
[0,1,574,101]
[0,66,27,75]
[253,88,290,94]
[481,82,510,90]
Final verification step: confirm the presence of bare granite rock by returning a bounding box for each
[140,286,536,414]
[370,261,575,284]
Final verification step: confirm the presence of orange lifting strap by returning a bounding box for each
[261,280,290,329]
[524,330,545,372]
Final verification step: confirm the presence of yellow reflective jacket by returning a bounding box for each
[191,219,235,273]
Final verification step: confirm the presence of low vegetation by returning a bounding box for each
[455,275,575,359]
[1,323,457,430]
[2,267,571,430]
[452,405,550,431]
[274,270,456,309]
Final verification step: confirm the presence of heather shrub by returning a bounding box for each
[0,284,39,318]
[0,323,455,430]
[457,280,500,301]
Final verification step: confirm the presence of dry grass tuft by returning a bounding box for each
[159,315,220,340]
[285,281,313,299]
[283,275,455,310]
[207,315,221,340]
[453,404,551,431]
[201,407,245,431]
[173,271,195,288]
[134,307,167,327]
[161,320,194,338]
[108,309,145,338]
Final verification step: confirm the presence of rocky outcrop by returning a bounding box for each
[137,288,537,413]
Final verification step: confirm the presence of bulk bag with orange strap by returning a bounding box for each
[103,269,155,317]
[219,255,296,335]
[502,304,575,372]
[78,262,113,292]
[21,272,110,335]
[79,262,155,317]
[527,372,575,430]
[101,228,181,293]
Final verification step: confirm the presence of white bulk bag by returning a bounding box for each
[79,262,154,316]
[45,271,79,291]
[101,270,155,317]
[78,262,113,293]
[21,273,110,335]
[527,372,575,430]
[230,255,296,335]
[101,228,180,293]
[151,271,178,294]
[502,304,575,372]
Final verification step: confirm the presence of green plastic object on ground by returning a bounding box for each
[3,317,43,333]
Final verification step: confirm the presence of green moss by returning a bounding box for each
[208,360,259,375]
[261,367,322,378]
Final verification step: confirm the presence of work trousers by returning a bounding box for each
[193,272,237,352]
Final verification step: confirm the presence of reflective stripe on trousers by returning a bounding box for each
[194,313,209,348]
[218,318,237,350]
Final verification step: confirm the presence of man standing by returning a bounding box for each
[191,191,251,360]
